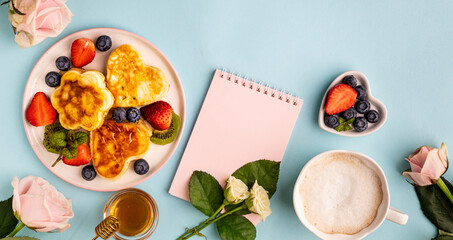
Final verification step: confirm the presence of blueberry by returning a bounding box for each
[342,75,358,88]
[45,71,61,87]
[365,110,380,123]
[353,117,368,132]
[96,35,112,52]
[341,108,357,120]
[355,100,370,114]
[324,114,340,128]
[112,108,127,123]
[81,165,97,181]
[355,85,367,101]
[126,107,140,122]
[55,56,71,71]
[134,159,149,175]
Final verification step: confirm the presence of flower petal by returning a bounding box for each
[439,142,449,169]
[11,176,21,217]
[18,194,50,226]
[407,146,431,172]
[402,171,433,186]
[421,149,447,180]
[32,221,70,232]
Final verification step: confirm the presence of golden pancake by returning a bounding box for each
[106,44,170,107]
[90,120,152,180]
[51,68,114,131]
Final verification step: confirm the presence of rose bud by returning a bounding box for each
[8,0,73,48]
[402,142,448,186]
[224,176,250,204]
[11,176,74,232]
[245,181,272,221]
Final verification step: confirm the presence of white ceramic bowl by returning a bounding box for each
[318,71,387,137]
[293,150,408,240]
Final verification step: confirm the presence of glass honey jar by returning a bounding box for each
[103,188,159,240]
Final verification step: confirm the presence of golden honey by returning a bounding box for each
[104,188,159,240]
[109,193,153,236]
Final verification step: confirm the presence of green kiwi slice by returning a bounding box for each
[150,112,181,145]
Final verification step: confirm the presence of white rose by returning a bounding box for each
[224,176,250,204]
[245,181,272,221]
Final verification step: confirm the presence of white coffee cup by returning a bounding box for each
[293,150,408,240]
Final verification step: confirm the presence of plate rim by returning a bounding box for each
[22,27,186,192]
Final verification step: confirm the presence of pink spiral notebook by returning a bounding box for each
[169,69,303,223]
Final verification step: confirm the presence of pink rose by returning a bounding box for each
[8,0,72,48]
[402,143,448,186]
[11,176,74,232]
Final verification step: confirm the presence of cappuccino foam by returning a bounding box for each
[300,153,383,235]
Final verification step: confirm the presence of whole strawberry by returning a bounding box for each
[26,92,57,127]
[141,101,173,130]
[71,38,95,68]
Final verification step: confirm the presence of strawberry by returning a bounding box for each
[325,84,357,115]
[71,38,95,67]
[62,143,91,166]
[26,92,57,127]
[140,101,173,130]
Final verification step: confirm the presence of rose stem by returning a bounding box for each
[177,201,228,240]
[8,221,25,237]
[181,204,247,240]
[437,178,453,205]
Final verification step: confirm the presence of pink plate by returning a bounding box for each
[22,28,185,191]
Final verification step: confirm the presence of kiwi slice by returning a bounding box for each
[150,112,181,145]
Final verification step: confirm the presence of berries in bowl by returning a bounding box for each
[318,71,387,137]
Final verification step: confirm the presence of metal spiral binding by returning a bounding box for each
[92,215,120,240]
[219,69,299,106]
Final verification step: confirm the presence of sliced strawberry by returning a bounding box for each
[140,101,173,130]
[325,84,357,115]
[26,92,57,127]
[62,143,91,166]
[71,38,95,68]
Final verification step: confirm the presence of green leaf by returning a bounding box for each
[216,215,256,240]
[66,130,75,146]
[231,160,280,199]
[415,177,453,232]
[49,131,67,147]
[2,237,40,240]
[43,122,68,154]
[74,132,88,146]
[189,171,224,217]
[61,145,78,160]
[334,117,355,132]
[0,196,18,238]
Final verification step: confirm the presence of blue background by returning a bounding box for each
[1,0,452,239]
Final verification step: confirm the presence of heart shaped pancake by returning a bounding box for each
[106,44,170,107]
[90,119,152,180]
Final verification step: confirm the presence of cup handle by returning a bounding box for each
[386,207,408,225]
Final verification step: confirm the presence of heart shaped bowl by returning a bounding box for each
[318,71,387,137]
